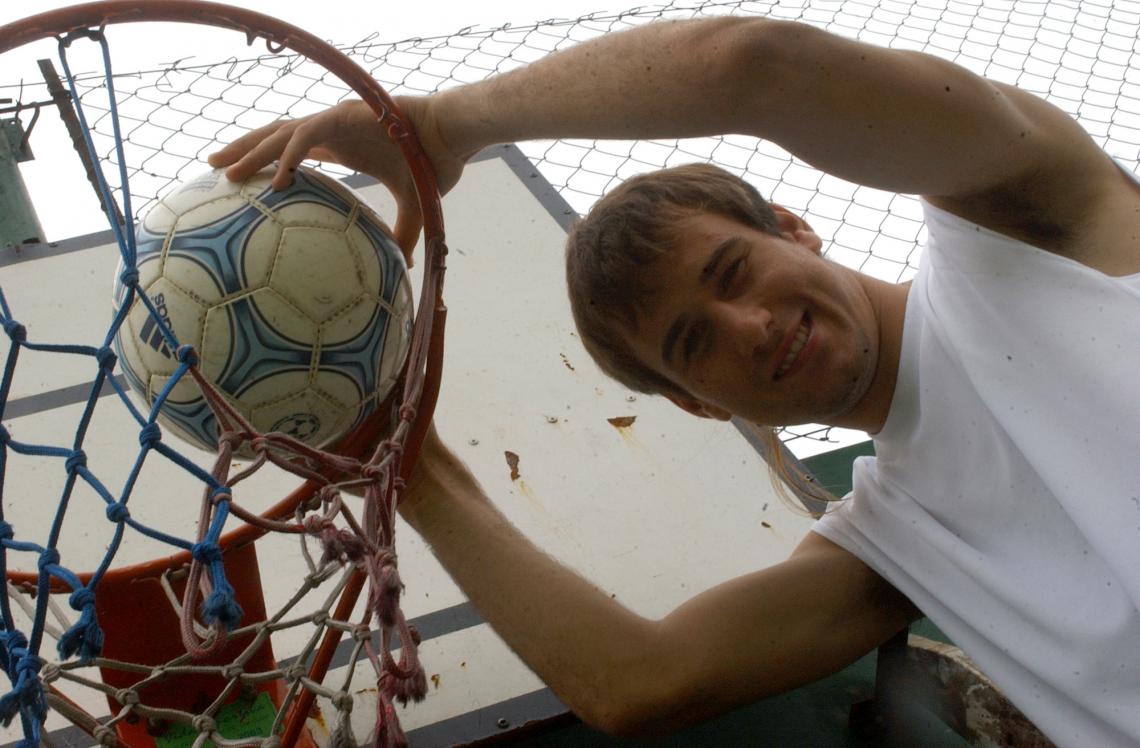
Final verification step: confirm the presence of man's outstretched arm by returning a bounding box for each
[215,17,1116,258]
[400,428,919,736]
[435,18,1113,235]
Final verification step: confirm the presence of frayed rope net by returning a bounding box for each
[0,16,445,748]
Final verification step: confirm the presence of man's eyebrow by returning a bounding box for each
[699,237,744,285]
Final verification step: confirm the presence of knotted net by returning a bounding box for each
[0,2,447,746]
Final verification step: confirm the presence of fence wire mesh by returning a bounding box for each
[4,0,1140,444]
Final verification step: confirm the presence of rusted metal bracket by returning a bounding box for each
[851,630,1055,747]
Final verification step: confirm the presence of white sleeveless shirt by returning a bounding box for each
[813,199,1140,747]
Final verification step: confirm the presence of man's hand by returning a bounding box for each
[207,97,467,262]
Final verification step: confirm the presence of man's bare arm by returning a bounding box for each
[401,429,918,736]
[214,17,1126,266]
[436,18,1113,235]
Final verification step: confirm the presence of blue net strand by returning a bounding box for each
[72,461,119,507]
[58,585,103,662]
[0,537,45,558]
[107,370,148,425]
[45,456,86,552]
[151,438,225,490]
[202,571,243,630]
[91,32,137,254]
[0,526,12,633]
[205,493,233,540]
[2,440,75,461]
[57,31,137,265]
[39,567,104,661]
[0,31,257,742]
[1,321,25,345]
[76,362,119,443]
[0,629,45,732]
[95,346,117,372]
[0,674,46,731]
[0,314,24,423]
[120,517,195,553]
[87,511,130,584]
[193,501,244,629]
[148,358,193,412]
[0,631,27,677]
[8,702,37,748]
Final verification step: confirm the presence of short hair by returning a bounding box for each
[564,163,782,396]
[565,164,840,513]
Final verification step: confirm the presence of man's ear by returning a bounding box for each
[665,393,732,421]
[771,204,823,256]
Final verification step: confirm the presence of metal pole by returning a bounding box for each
[0,114,44,247]
[37,58,125,229]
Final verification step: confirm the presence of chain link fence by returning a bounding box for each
[6,0,1140,452]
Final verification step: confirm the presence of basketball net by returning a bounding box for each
[0,2,447,746]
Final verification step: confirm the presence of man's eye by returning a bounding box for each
[720,257,744,293]
[683,321,707,363]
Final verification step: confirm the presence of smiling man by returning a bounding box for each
[211,15,1140,746]
[563,164,905,432]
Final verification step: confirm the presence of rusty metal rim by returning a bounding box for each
[0,0,447,589]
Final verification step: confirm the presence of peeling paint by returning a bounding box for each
[906,636,1055,747]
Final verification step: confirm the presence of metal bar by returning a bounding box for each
[0,99,55,116]
[37,57,125,229]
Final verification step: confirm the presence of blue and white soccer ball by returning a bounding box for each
[112,166,414,454]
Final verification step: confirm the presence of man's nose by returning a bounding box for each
[715,301,774,358]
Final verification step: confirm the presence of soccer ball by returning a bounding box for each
[112,166,414,455]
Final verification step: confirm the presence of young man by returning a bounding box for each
[211,16,1140,746]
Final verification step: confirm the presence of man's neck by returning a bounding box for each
[829,277,910,435]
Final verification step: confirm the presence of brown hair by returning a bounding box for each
[564,163,781,397]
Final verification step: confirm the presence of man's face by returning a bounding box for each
[626,210,880,427]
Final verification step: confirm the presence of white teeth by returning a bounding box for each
[777,321,809,376]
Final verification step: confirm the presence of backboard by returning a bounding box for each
[0,144,817,745]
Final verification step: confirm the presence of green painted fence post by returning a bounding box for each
[0,117,45,248]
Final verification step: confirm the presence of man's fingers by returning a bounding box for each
[207,120,315,187]
[265,128,310,188]
[265,118,343,188]
[208,120,289,168]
